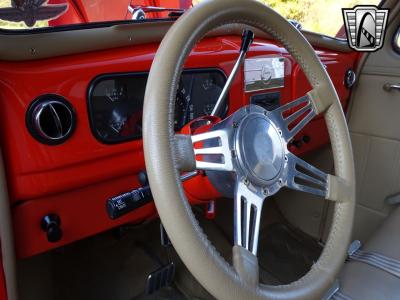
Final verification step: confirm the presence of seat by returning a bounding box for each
[337,206,400,300]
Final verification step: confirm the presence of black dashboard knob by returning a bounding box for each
[290,139,302,149]
[302,135,311,144]
[138,171,149,186]
[41,214,63,243]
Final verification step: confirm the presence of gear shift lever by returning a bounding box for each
[211,30,254,116]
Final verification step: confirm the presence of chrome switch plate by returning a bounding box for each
[244,57,285,92]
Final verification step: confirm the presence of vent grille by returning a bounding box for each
[27,95,75,145]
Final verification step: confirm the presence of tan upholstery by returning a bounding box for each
[339,207,400,299]
[346,0,400,244]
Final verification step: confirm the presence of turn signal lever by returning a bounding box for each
[107,186,152,220]
[211,29,254,116]
[106,171,198,220]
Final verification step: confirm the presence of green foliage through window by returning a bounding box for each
[257,0,381,37]
[263,0,312,23]
[193,0,381,37]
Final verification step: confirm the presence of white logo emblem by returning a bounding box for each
[342,5,389,52]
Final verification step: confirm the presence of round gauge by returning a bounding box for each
[105,86,126,103]
[108,108,128,134]
[190,74,225,119]
[174,92,186,131]
[203,103,216,116]
[174,82,193,131]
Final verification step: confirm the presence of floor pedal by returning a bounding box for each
[145,262,175,295]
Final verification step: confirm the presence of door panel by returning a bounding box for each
[350,74,400,139]
[348,11,400,242]
[352,133,400,208]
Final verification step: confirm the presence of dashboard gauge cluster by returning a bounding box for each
[88,69,227,144]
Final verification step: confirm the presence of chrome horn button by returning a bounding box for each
[234,108,285,186]
[203,104,288,198]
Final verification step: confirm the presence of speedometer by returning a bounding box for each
[174,70,227,130]
[175,79,193,131]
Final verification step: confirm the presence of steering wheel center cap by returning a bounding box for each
[236,114,284,185]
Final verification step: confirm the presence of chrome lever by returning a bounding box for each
[383,83,400,92]
[180,170,198,181]
[211,30,254,116]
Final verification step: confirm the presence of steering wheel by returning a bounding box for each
[143,0,355,299]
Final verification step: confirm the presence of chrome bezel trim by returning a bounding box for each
[244,56,285,92]
[26,94,75,145]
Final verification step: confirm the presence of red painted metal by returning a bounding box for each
[13,174,157,258]
[49,0,86,25]
[0,36,356,258]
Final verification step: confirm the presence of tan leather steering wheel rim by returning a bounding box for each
[143,0,355,299]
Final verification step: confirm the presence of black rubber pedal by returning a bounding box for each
[145,262,175,295]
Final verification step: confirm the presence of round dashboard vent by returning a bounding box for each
[26,95,76,145]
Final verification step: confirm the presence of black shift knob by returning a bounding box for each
[240,30,255,53]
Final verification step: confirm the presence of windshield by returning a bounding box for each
[0,0,381,38]
[260,0,381,38]
[0,0,192,29]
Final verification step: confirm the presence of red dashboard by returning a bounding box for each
[0,35,356,258]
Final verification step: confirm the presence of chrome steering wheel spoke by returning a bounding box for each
[284,152,328,198]
[269,94,317,142]
[234,180,265,255]
[191,129,233,171]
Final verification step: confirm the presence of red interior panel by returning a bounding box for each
[0,256,7,300]
[0,36,357,258]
